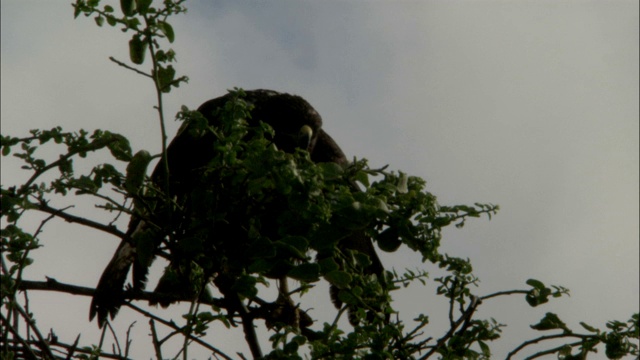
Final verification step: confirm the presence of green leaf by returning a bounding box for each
[605,334,628,359]
[478,340,491,357]
[156,65,176,92]
[579,322,598,333]
[280,236,309,252]
[135,0,152,14]
[247,259,273,274]
[274,237,308,260]
[283,341,300,354]
[73,3,82,19]
[354,170,370,188]
[105,133,132,161]
[324,270,352,289]
[525,278,552,307]
[318,257,340,273]
[232,275,258,298]
[526,278,546,289]
[288,263,320,282]
[106,16,117,27]
[248,238,276,260]
[353,252,373,269]
[530,312,570,333]
[129,35,146,65]
[377,227,401,252]
[337,290,358,306]
[319,162,343,181]
[119,0,135,16]
[125,150,152,194]
[157,21,175,43]
[94,15,104,27]
[57,156,73,176]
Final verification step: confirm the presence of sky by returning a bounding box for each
[1,0,638,358]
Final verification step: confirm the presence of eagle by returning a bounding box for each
[89,89,385,328]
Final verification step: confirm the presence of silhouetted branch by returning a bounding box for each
[420,295,481,359]
[16,278,225,309]
[109,57,153,78]
[506,333,589,360]
[481,289,528,301]
[35,201,125,238]
[126,304,234,360]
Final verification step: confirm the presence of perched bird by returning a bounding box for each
[89,89,384,328]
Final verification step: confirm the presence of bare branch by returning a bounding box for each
[34,200,125,238]
[4,300,56,359]
[0,313,39,360]
[108,57,152,78]
[126,304,234,360]
[149,320,164,360]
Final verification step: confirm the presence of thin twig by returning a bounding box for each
[507,333,589,360]
[480,289,528,301]
[1,335,131,360]
[34,200,124,238]
[105,322,122,356]
[7,300,56,359]
[124,322,136,358]
[126,303,234,360]
[149,320,164,360]
[108,57,152,78]
[63,334,80,360]
[420,295,481,360]
[21,137,121,191]
[0,313,39,360]
[524,340,585,359]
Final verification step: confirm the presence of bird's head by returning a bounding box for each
[246,90,323,154]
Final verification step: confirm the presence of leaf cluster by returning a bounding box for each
[73,0,188,93]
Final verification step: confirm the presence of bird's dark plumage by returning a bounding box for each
[89,89,384,327]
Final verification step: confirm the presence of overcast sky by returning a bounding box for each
[1,1,638,358]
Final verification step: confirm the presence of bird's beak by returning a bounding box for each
[298,125,313,150]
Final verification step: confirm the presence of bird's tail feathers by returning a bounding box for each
[90,219,158,327]
[89,240,137,328]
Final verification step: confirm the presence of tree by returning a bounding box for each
[1,1,637,359]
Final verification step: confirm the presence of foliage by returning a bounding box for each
[1,1,637,359]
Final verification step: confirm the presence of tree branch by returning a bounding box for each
[420,295,481,359]
[126,304,233,360]
[0,313,39,360]
[16,278,226,309]
[507,333,589,360]
[0,335,132,360]
[481,289,528,301]
[109,57,152,78]
[34,200,124,238]
[524,340,585,360]
[15,278,236,360]
[2,300,56,359]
